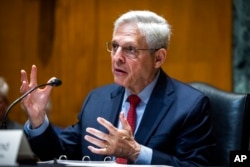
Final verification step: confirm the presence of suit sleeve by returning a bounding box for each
[28,118,83,161]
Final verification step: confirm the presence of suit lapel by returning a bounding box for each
[135,71,175,145]
[98,85,125,133]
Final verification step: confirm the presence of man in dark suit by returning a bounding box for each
[20,10,215,166]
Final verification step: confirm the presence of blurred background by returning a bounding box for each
[0,0,249,128]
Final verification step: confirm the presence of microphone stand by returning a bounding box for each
[0,78,62,129]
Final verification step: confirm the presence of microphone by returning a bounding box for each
[0,78,62,129]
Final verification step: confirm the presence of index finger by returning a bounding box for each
[21,69,28,84]
[29,64,38,87]
[20,69,29,94]
[97,117,117,134]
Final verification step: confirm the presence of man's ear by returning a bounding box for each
[154,49,167,68]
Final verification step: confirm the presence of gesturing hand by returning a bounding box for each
[20,65,54,129]
[84,112,141,162]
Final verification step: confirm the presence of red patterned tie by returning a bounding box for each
[116,95,141,164]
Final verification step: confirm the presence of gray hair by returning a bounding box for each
[113,10,171,50]
[0,77,9,97]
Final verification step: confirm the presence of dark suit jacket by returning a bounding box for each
[28,69,215,166]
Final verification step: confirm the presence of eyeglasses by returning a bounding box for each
[106,42,160,59]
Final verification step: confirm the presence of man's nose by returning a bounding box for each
[113,47,125,58]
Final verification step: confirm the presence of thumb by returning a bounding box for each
[44,77,58,95]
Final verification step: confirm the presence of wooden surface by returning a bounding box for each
[0,0,232,127]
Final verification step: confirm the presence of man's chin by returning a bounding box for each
[114,79,126,87]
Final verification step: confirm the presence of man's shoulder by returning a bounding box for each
[170,77,206,98]
[158,69,202,95]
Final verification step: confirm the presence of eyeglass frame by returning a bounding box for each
[106,42,161,59]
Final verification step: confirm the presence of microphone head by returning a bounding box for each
[49,78,62,87]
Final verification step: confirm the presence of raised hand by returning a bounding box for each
[20,65,54,129]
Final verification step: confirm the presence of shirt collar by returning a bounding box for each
[123,71,160,105]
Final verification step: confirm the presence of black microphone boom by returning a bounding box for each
[0,78,62,129]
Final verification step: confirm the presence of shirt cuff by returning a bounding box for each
[24,115,49,139]
[135,145,152,164]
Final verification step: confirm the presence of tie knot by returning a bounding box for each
[128,95,141,107]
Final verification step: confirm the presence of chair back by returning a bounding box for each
[189,82,250,165]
